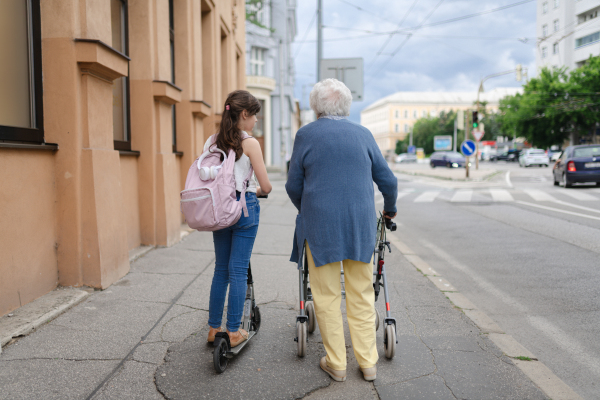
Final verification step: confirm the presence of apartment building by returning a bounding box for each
[0,0,246,316]
[245,0,297,168]
[361,88,521,152]
[537,0,600,70]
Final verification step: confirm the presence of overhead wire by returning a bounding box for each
[293,10,318,59]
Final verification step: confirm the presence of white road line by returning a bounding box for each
[515,201,600,221]
[451,190,473,202]
[414,191,440,203]
[559,191,599,201]
[421,239,600,379]
[523,189,557,202]
[506,171,513,188]
[397,191,413,200]
[489,189,514,202]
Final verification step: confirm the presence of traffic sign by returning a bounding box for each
[320,58,364,101]
[461,140,476,156]
[407,145,416,154]
[473,130,484,141]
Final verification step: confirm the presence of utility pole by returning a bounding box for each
[279,39,286,177]
[317,0,323,82]
[466,110,471,178]
[453,119,457,153]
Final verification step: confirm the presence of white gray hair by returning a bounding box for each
[309,78,352,117]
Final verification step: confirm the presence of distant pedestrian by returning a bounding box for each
[206,90,272,347]
[286,79,397,381]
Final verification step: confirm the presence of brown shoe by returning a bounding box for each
[227,329,249,347]
[320,356,346,382]
[207,326,224,343]
[360,365,377,381]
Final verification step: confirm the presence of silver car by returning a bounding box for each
[519,148,549,167]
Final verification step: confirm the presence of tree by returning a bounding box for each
[395,140,404,155]
[403,110,459,154]
[245,0,273,31]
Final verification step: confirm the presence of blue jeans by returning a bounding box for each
[209,192,260,332]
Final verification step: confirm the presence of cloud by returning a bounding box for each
[293,0,537,122]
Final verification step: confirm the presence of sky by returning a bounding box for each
[292,0,539,123]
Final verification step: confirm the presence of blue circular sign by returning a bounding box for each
[461,140,476,156]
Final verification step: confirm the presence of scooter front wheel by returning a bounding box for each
[297,322,307,357]
[213,338,229,373]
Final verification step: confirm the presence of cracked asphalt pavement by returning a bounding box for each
[0,178,548,399]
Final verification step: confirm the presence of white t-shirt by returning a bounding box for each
[203,133,257,193]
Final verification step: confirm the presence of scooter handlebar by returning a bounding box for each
[383,211,397,231]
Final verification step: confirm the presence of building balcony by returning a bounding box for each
[246,75,276,92]
[576,0,599,16]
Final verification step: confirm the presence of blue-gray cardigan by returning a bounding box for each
[286,118,398,268]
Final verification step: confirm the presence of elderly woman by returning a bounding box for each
[286,79,397,382]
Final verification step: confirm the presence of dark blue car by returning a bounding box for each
[430,151,466,168]
[553,145,600,187]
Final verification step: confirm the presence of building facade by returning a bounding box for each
[0,0,247,317]
[537,0,600,71]
[360,88,521,152]
[245,0,297,168]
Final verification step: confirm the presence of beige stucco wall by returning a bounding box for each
[0,0,247,316]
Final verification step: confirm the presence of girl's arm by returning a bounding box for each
[243,138,272,196]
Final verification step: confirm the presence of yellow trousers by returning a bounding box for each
[306,243,378,370]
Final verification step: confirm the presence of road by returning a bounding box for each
[389,161,600,399]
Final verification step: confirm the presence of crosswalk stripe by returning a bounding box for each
[489,189,514,202]
[523,189,557,202]
[414,191,440,202]
[397,191,413,200]
[559,191,599,201]
[451,190,473,202]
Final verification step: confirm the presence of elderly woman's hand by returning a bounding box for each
[384,211,397,219]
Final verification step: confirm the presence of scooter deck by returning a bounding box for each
[227,331,256,356]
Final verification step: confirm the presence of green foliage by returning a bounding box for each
[497,56,600,148]
[245,0,274,31]
[402,110,461,155]
[395,140,404,155]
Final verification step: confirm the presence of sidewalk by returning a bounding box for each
[0,179,551,400]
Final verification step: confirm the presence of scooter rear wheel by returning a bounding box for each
[306,302,316,333]
[297,322,307,357]
[213,338,229,373]
[251,306,261,333]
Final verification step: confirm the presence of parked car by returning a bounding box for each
[553,145,600,187]
[430,151,466,168]
[519,148,549,167]
[550,151,562,162]
[395,153,418,163]
[491,149,520,162]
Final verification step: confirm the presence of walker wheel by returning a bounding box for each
[384,324,396,359]
[297,322,307,357]
[251,306,261,333]
[375,308,380,332]
[306,302,316,333]
[213,338,229,373]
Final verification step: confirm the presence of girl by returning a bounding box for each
[206,90,272,347]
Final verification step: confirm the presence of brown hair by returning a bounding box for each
[212,90,261,161]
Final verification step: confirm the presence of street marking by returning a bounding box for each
[559,191,598,201]
[523,189,557,202]
[515,201,600,221]
[451,190,473,202]
[414,191,440,202]
[506,171,513,188]
[551,199,600,214]
[421,239,600,381]
[489,189,514,202]
[397,191,413,200]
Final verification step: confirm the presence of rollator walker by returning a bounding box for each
[294,211,398,359]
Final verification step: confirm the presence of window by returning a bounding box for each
[250,47,265,76]
[0,0,44,143]
[111,0,131,151]
[413,110,417,118]
[553,19,559,32]
[255,99,265,137]
[576,31,600,48]
[404,110,408,118]
[542,24,548,37]
[542,1,548,14]
[404,124,409,133]
[553,0,559,8]
[394,110,399,119]
[553,42,559,54]
[422,110,427,117]
[542,46,548,58]
[394,124,399,133]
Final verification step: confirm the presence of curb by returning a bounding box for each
[0,287,91,353]
[388,234,584,400]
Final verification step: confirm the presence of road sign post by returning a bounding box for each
[319,58,364,101]
[461,139,476,179]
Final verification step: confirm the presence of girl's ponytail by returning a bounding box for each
[214,90,261,161]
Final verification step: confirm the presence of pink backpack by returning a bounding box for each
[181,133,253,231]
